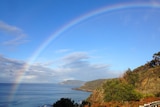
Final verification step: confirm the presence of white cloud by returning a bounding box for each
[0,52,119,83]
[62,77,75,81]
[23,75,36,79]
[62,52,89,63]
[0,55,25,82]
[55,49,70,53]
[0,21,28,45]
[0,55,56,83]
[53,52,116,80]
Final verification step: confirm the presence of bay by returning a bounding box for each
[0,83,91,107]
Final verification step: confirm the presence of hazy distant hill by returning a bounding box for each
[59,80,85,86]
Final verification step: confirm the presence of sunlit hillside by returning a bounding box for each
[85,52,160,106]
[75,79,107,92]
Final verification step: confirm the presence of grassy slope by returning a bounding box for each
[87,64,160,105]
[76,79,107,92]
[134,65,160,95]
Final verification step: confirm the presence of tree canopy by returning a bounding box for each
[103,79,142,102]
[150,51,160,67]
[53,98,90,107]
[53,98,75,107]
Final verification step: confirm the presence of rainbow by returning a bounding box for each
[9,1,160,105]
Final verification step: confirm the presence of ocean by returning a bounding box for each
[0,83,91,107]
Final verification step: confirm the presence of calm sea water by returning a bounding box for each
[0,83,91,107]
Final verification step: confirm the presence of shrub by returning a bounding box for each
[155,92,160,97]
[53,98,75,107]
[123,68,139,86]
[53,98,91,107]
[103,79,142,102]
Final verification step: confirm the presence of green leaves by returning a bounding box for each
[53,98,75,107]
[123,68,139,86]
[53,98,91,107]
[103,79,142,102]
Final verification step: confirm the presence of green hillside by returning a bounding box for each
[87,51,160,103]
[75,79,107,92]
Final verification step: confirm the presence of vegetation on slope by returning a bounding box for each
[53,98,90,107]
[103,79,142,102]
[87,51,160,105]
[87,78,142,103]
[52,52,160,107]
[75,79,107,92]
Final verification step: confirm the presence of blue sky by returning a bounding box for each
[0,0,160,83]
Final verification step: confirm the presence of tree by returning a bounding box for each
[153,51,160,60]
[150,51,160,67]
[81,100,91,107]
[53,98,91,107]
[103,79,142,102]
[53,98,75,107]
[123,68,139,86]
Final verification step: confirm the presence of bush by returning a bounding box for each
[103,79,142,102]
[53,98,91,107]
[53,98,75,107]
[155,92,160,97]
[81,100,91,107]
[123,68,139,86]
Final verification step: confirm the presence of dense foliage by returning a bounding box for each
[103,79,142,102]
[85,51,160,106]
[155,92,160,97]
[53,98,90,107]
[53,52,160,107]
[150,51,160,67]
[53,98,75,107]
[123,68,139,86]
[78,79,106,91]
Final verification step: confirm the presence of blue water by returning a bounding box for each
[0,83,91,107]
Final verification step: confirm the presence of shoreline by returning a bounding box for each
[72,88,93,92]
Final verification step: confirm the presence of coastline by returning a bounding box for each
[72,87,93,92]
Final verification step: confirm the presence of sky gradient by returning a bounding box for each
[0,0,160,83]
